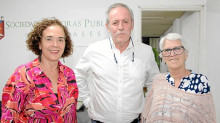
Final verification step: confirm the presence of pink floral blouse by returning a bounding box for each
[1,58,78,123]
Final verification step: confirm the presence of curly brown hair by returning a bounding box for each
[26,17,73,58]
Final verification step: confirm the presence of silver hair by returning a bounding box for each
[105,3,134,24]
[159,33,189,57]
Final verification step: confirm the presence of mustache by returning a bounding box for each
[116,31,129,36]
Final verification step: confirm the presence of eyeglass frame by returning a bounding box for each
[160,46,185,57]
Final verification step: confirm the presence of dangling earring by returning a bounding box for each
[39,50,42,62]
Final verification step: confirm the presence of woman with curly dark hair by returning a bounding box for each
[1,18,78,123]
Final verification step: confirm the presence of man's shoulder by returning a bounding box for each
[134,41,152,50]
[87,38,109,49]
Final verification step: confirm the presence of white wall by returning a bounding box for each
[0,0,141,99]
[180,12,200,73]
[206,0,220,121]
[162,11,200,73]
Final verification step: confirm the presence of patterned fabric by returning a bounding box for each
[141,73,216,123]
[166,71,210,94]
[1,58,78,123]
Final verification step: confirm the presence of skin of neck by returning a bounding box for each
[40,57,59,71]
[169,67,190,82]
[113,39,130,53]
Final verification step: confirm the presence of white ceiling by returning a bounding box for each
[142,11,185,37]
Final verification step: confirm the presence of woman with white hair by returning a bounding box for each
[141,33,216,123]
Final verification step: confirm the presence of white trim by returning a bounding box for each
[140,5,203,11]
[137,0,206,6]
[199,5,206,73]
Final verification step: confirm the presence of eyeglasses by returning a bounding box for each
[109,38,134,64]
[161,46,185,57]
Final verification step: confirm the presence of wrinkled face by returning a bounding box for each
[162,39,187,70]
[106,6,134,44]
[39,25,65,62]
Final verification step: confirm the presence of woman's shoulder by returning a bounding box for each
[187,71,211,93]
[13,58,38,73]
[59,62,74,75]
[189,72,209,83]
[6,59,38,88]
[154,73,167,79]
[152,73,168,85]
